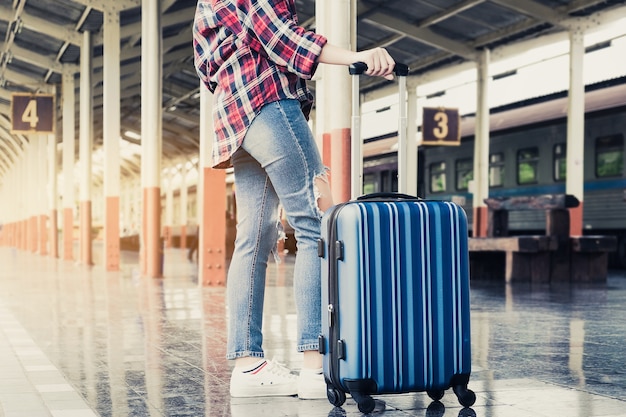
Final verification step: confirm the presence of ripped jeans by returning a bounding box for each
[226,99,330,359]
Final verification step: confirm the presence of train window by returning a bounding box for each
[363,173,379,194]
[455,159,473,191]
[489,153,504,187]
[554,143,567,182]
[517,147,539,185]
[430,161,446,193]
[596,134,624,178]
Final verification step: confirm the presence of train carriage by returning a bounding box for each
[363,78,626,268]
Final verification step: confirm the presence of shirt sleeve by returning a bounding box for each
[219,0,327,80]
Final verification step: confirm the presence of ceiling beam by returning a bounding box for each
[69,0,140,12]
[491,0,573,29]
[364,11,478,60]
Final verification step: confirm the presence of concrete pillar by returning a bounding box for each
[406,83,419,197]
[473,49,490,238]
[164,170,174,248]
[62,70,76,261]
[28,140,38,253]
[141,0,163,278]
[179,164,189,249]
[48,134,59,258]
[79,30,94,266]
[566,30,585,236]
[328,0,355,203]
[38,134,48,255]
[103,8,121,271]
[198,83,226,286]
[315,0,329,163]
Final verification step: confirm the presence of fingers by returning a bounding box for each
[364,47,395,79]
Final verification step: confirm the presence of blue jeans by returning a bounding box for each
[227,99,329,359]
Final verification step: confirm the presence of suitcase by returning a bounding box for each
[317,63,475,413]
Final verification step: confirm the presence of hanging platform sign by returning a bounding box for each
[10,93,55,134]
[422,107,460,146]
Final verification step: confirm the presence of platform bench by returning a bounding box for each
[469,194,584,283]
[569,236,617,282]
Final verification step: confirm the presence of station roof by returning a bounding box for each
[1,0,625,182]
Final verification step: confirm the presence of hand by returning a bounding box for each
[355,47,396,80]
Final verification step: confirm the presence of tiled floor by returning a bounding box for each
[0,245,625,416]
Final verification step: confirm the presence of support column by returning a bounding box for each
[198,83,226,286]
[315,0,329,164]
[28,140,38,253]
[164,170,174,248]
[179,165,189,249]
[62,70,76,261]
[103,8,121,271]
[328,0,355,203]
[38,134,48,255]
[141,0,163,278]
[48,134,59,258]
[473,49,490,238]
[406,82,419,197]
[566,30,585,236]
[80,30,94,266]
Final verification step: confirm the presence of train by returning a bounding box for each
[361,76,626,268]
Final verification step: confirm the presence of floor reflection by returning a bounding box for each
[0,247,625,416]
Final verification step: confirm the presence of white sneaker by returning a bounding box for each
[230,359,298,398]
[297,368,327,400]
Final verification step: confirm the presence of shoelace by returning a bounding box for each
[267,360,296,378]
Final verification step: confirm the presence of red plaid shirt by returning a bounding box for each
[193,0,327,168]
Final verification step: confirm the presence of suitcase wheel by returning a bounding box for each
[453,384,477,407]
[427,389,445,401]
[326,385,346,407]
[351,391,376,414]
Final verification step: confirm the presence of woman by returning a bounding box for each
[193,0,395,399]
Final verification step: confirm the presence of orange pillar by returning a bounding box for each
[103,8,121,271]
[38,215,48,256]
[50,210,58,258]
[105,197,120,271]
[473,206,489,238]
[79,30,94,266]
[569,204,583,236]
[199,168,226,286]
[179,225,187,250]
[198,83,226,286]
[143,188,162,278]
[140,0,163,278]
[80,201,93,265]
[48,134,59,258]
[62,69,76,261]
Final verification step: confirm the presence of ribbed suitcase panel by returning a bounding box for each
[332,200,471,394]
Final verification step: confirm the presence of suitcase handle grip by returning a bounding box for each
[349,62,409,76]
[357,192,420,201]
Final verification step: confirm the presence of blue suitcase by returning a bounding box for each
[318,193,475,413]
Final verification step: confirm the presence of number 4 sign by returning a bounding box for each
[10,93,55,134]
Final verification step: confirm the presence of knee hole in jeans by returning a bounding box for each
[314,170,333,215]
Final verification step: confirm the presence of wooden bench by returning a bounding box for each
[570,235,617,282]
[470,194,577,283]
[469,193,615,283]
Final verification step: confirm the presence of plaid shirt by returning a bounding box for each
[193,0,327,168]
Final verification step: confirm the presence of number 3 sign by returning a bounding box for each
[422,107,460,146]
[10,93,55,134]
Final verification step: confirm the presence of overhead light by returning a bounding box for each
[168,105,177,112]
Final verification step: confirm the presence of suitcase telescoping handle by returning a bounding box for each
[349,62,410,200]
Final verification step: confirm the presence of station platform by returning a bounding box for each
[0,245,625,417]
